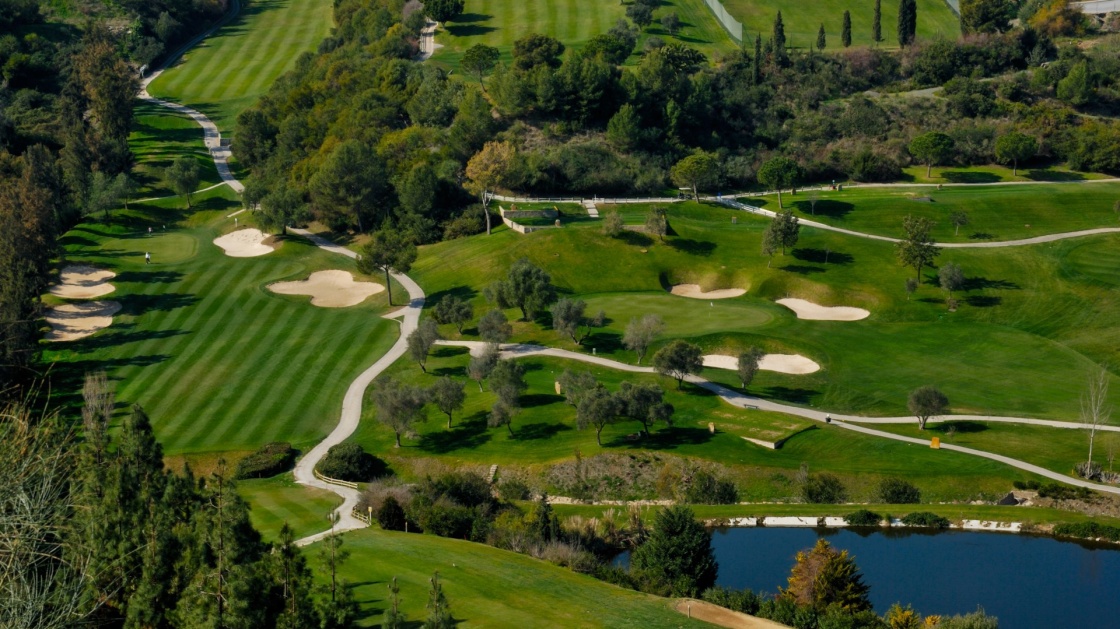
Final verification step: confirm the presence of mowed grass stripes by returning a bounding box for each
[46,186,399,456]
[433,0,737,68]
[238,475,343,541]
[149,0,334,133]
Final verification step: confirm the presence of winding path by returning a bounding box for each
[437,341,1120,496]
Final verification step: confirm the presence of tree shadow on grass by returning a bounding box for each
[511,421,571,441]
[968,232,996,240]
[964,295,1002,307]
[962,276,1020,290]
[668,238,716,257]
[446,23,496,37]
[521,393,563,408]
[71,326,189,352]
[58,234,99,248]
[792,248,854,265]
[425,285,478,308]
[432,345,470,359]
[798,200,854,219]
[607,426,712,450]
[619,230,653,247]
[942,171,1000,184]
[120,292,199,315]
[780,264,826,275]
[762,386,818,405]
[1025,169,1085,182]
[586,332,623,355]
[933,420,988,434]
[419,412,492,454]
[114,270,185,284]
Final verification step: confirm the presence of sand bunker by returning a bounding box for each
[213,228,274,257]
[777,298,869,321]
[269,270,384,308]
[703,353,821,375]
[44,300,121,342]
[49,265,116,299]
[671,284,746,299]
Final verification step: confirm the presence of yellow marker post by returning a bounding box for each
[930,437,941,449]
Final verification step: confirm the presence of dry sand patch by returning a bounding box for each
[269,270,384,307]
[703,353,821,375]
[776,298,869,321]
[49,265,116,299]
[213,228,274,257]
[44,300,122,341]
[670,284,746,299]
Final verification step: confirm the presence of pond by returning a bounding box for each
[617,527,1120,628]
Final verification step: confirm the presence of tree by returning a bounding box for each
[429,377,466,429]
[1081,368,1111,476]
[994,132,1038,175]
[602,210,625,237]
[896,215,939,281]
[461,44,500,89]
[383,577,405,628]
[623,314,664,364]
[489,359,526,434]
[407,319,442,373]
[671,152,720,201]
[897,0,917,47]
[309,139,388,232]
[909,132,954,177]
[607,104,642,151]
[960,0,1014,34]
[737,347,765,391]
[761,222,779,267]
[1057,61,1092,106]
[551,298,605,345]
[424,571,453,629]
[511,33,565,70]
[662,12,681,35]
[86,171,131,222]
[939,262,964,301]
[432,295,473,333]
[485,258,556,320]
[468,343,500,391]
[873,0,882,43]
[577,384,624,446]
[478,309,512,344]
[773,209,800,254]
[950,211,970,236]
[425,0,464,22]
[259,182,310,235]
[372,376,429,447]
[782,539,871,612]
[771,11,787,63]
[653,339,703,389]
[802,472,847,503]
[842,11,852,47]
[757,156,800,208]
[618,381,674,434]
[166,156,199,208]
[876,477,922,503]
[358,228,417,306]
[465,140,518,236]
[816,24,826,51]
[908,385,949,430]
[626,2,653,28]
[630,506,717,597]
[645,206,668,242]
[753,33,762,84]
[905,277,919,300]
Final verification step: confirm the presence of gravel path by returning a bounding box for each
[437,341,1120,496]
[415,20,442,61]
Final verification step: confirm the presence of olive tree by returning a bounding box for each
[652,340,703,389]
[907,385,949,430]
[623,314,663,364]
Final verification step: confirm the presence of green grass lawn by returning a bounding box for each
[746,182,1120,243]
[432,0,737,69]
[327,527,711,628]
[45,180,401,456]
[897,163,1115,185]
[723,0,959,50]
[238,474,343,541]
[148,0,334,133]
[130,102,223,197]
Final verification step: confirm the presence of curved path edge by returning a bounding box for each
[437,340,1120,496]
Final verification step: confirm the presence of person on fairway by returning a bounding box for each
[145,252,151,264]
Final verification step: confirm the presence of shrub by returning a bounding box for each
[497,476,532,500]
[1038,483,1093,501]
[234,442,295,479]
[377,496,407,531]
[1012,479,1041,490]
[900,511,950,528]
[844,509,882,527]
[876,477,921,504]
[801,473,847,504]
[683,470,739,505]
[702,586,762,614]
[1052,522,1120,542]
[315,443,387,482]
[442,210,484,240]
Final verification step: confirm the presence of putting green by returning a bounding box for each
[103,232,199,265]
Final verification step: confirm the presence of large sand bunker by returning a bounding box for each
[49,265,116,299]
[703,353,821,375]
[214,228,274,257]
[670,284,746,299]
[777,298,869,321]
[269,270,384,308]
[44,300,122,341]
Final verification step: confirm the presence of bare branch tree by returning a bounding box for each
[1082,368,1112,477]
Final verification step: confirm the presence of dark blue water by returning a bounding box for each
[617,527,1120,628]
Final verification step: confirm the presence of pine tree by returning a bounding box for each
[897,0,917,46]
[816,24,826,51]
[384,577,406,629]
[424,571,454,629]
[873,0,882,43]
[752,33,762,84]
[772,12,786,63]
[842,11,852,47]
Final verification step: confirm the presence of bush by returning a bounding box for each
[801,473,847,504]
[876,477,921,504]
[497,476,532,500]
[1012,479,1041,490]
[1038,483,1093,501]
[377,495,407,531]
[900,512,950,528]
[1051,522,1120,542]
[844,509,882,527]
[315,443,387,482]
[234,442,295,479]
[442,210,484,240]
[702,586,762,614]
[683,470,739,505]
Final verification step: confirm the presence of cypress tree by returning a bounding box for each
[816,24,826,51]
[753,33,762,84]
[842,11,852,47]
[873,0,882,43]
[772,11,786,63]
[898,0,916,46]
